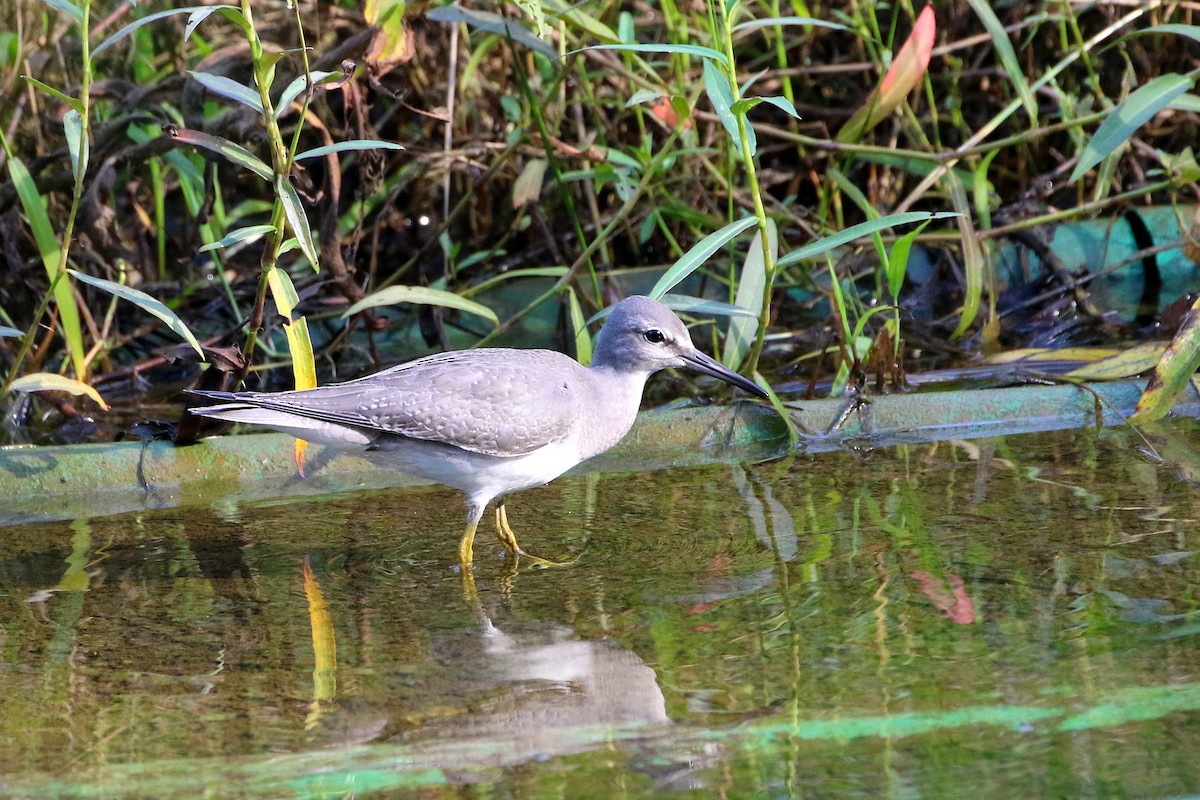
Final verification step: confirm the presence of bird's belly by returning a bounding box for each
[365,436,579,499]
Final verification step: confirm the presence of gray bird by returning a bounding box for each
[188,295,767,568]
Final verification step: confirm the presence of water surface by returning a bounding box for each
[2,423,1200,797]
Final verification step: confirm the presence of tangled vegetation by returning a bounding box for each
[0,0,1197,443]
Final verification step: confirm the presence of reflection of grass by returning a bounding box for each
[8,681,1200,797]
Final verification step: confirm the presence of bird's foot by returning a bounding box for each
[493,504,579,568]
[511,549,580,569]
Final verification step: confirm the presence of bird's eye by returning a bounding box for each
[642,329,667,344]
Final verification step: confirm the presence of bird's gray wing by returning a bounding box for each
[227,349,586,457]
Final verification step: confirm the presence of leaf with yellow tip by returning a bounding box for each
[1067,342,1168,381]
[1132,298,1200,423]
[10,372,109,410]
[285,316,317,475]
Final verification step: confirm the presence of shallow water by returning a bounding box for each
[2,422,1200,798]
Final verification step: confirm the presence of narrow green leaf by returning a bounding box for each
[776,212,958,269]
[730,97,762,116]
[966,0,1037,126]
[188,70,264,113]
[723,220,775,369]
[826,166,876,221]
[294,139,406,161]
[277,177,319,271]
[41,0,83,25]
[6,156,60,266]
[21,77,84,113]
[1116,23,1200,49]
[468,266,569,295]
[945,171,985,339]
[574,43,730,68]
[733,16,847,33]
[649,216,760,299]
[626,88,666,107]
[1170,94,1200,113]
[69,269,204,357]
[704,59,744,157]
[10,373,108,410]
[267,266,301,321]
[284,316,317,392]
[63,109,88,183]
[199,224,276,252]
[660,295,759,318]
[1070,73,1194,183]
[567,288,592,366]
[4,153,85,378]
[427,5,556,58]
[885,220,930,300]
[588,294,759,325]
[756,95,801,120]
[95,6,236,56]
[541,0,619,43]
[168,128,273,180]
[342,286,500,327]
[273,70,339,119]
[210,7,251,36]
[1132,296,1200,423]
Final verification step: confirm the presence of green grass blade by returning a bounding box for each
[273,70,339,119]
[342,286,500,327]
[776,212,957,269]
[885,220,929,301]
[21,77,83,113]
[168,128,273,180]
[722,219,775,369]
[1116,23,1200,49]
[427,5,556,58]
[704,59,743,156]
[733,16,846,33]
[945,173,985,338]
[186,70,264,114]
[574,43,730,68]
[966,0,1037,126]
[40,0,82,25]
[294,140,405,161]
[567,287,592,365]
[277,177,320,270]
[659,295,759,318]
[4,153,86,378]
[69,269,204,357]
[649,216,760,299]
[754,95,801,119]
[94,6,235,56]
[199,224,277,252]
[1070,73,1194,183]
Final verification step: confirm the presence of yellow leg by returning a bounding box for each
[494,503,522,556]
[460,562,481,610]
[493,500,577,568]
[459,515,480,570]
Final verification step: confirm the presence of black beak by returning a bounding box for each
[681,350,769,398]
